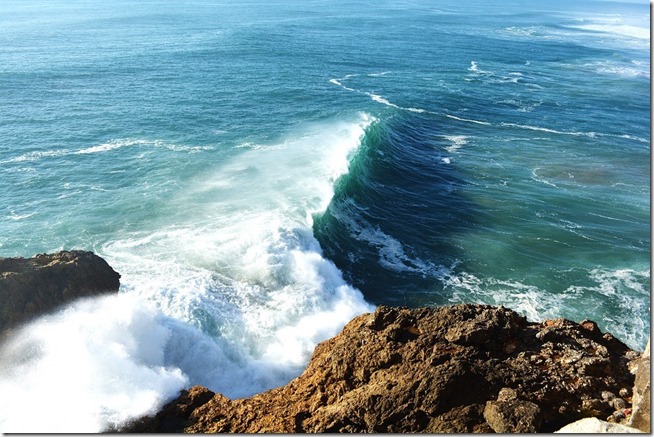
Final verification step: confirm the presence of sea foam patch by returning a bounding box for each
[0,115,377,433]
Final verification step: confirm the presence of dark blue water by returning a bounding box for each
[0,0,649,431]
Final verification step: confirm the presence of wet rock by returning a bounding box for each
[125,304,637,433]
[0,250,120,336]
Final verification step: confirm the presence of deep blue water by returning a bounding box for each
[0,0,650,431]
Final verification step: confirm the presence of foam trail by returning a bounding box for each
[445,114,492,126]
[500,122,597,137]
[365,92,426,113]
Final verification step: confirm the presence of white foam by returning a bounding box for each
[442,268,649,351]
[501,122,596,137]
[565,268,650,350]
[1,149,70,164]
[367,71,391,77]
[331,202,439,277]
[76,140,138,155]
[329,75,357,92]
[531,168,559,188]
[443,135,468,153]
[592,60,649,79]
[572,24,649,40]
[0,294,189,432]
[1,139,209,164]
[445,114,492,126]
[75,139,212,155]
[0,115,378,432]
[369,93,400,109]
[6,210,37,221]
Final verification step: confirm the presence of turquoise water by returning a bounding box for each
[0,0,650,432]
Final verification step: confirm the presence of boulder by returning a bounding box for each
[626,340,650,432]
[125,304,638,433]
[0,250,120,336]
[555,417,644,433]
[483,388,541,432]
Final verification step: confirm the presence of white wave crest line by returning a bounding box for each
[570,24,650,40]
[328,78,356,92]
[617,134,648,144]
[364,92,427,114]
[7,211,37,221]
[502,122,647,142]
[367,71,391,77]
[501,122,598,137]
[445,114,492,126]
[531,168,559,188]
[0,149,71,164]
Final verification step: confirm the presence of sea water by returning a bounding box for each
[0,0,649,432]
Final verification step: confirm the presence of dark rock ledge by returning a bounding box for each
[124,304,646,433]
[0,250,120,337]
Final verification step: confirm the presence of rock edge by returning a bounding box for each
[125,304,643,433]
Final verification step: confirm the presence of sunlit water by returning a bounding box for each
[0,0,649,432]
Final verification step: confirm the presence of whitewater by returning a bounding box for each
[0,0,649,432]
[0,115,376,432]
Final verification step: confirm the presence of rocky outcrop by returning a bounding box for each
[0,250,120,336]
[125,304,640,433]
[626,340,650,432]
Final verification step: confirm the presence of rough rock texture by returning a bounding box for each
[626,340,650,432]
[0,250,120,335]
[126,304,640,433]
[483,388,541,433]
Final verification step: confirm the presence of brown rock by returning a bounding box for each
[627,340,650,432]
[125,304,637,433]
[0,250,120,336]
[483,392,541,433]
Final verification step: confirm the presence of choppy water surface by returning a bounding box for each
[0,0,649,432]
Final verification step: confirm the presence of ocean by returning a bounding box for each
[0,0,650,432]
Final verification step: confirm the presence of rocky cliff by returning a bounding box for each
[0,250,120,336]
[126,304,643,433]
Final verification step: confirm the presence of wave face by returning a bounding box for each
[315,111,650,351]
[0,116,375,432]
[0,0,649,432]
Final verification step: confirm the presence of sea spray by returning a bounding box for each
[0,294,188,432]
[0,115,376,432]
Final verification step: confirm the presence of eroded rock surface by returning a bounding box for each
[627,340,650,432]
[0,250,120,335]
[126,304,639,433]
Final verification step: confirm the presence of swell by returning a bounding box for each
[313,113,479,304]
[313,113,650,351]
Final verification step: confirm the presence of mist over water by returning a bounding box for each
[0,0,649,432]
[0,116,375,432]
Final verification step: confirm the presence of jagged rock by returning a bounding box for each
[555,417,644,433]
[124,304,638,433]
[483,388,541,432]
[0,250,120,336]
[626,340,650,432]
